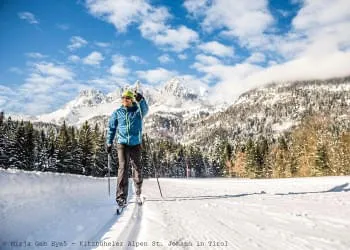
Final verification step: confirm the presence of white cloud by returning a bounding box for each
[130,55,146,64]
[181,74,211,93]
[158,54,173,64]
[3,62,78,115]
[85,0,149,32]
[18,12,39,24]
[95,42,111,47]
[184,0,273,45]
[246,52,266,63]
[289,0,350,57]
[178,54,187,60]
[87,76,128,92]
[86,0,198,52]
[292,0,350,30]
[138,6,170,36]
[138,7,198,52]
[0,85,19,111]
[82,51,104,65]
[195,61,262,100]
[33,62,74,81]
[25,52,46,59]
[183,0,209,18]
[87,79,110,85]
[205,51,350,103]
[68,55,81,63]
[194,54,222,66]
[185,0,350,103]
[68,36,88,51]
[198,41,234,57]
[149,26,199,52]
[0,85,16,97]
[136,68,177,84]
[110,55,129,76]
[246,52,350,85]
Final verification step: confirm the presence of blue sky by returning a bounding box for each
[1,0,350,115]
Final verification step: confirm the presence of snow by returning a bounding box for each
[0,169,138,249]
[302,83,350,92]
[272,120,296,132]
[1,169,350,250]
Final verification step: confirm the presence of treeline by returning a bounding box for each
[1,111,349,178]
[0,114,109,177]
[0,112,222,178]
[228,115,350,178]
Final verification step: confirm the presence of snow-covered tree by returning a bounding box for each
[78,121,94,175]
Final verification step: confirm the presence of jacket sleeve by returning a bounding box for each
[107,110,118,145]
[139,98,149,118]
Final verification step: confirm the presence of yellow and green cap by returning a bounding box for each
[122,90,135,100]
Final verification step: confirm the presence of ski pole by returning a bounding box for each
[108,153,111,197]
[156,171,163,199]
[147,138,164,199]
[153,152,164,199]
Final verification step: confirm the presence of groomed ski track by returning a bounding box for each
[1,169,350,250]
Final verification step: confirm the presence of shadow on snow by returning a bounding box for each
[145,183,350,202]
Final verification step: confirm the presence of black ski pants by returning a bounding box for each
[116,143,142,202]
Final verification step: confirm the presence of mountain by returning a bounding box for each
[181,76,350,154]
[7,77,219,134]
[6,76,350,148]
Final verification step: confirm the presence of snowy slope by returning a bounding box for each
[1,169,350,250]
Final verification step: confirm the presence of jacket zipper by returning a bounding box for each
[126,111,130,144]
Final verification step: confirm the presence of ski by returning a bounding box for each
[136,196,146,206]
[116,204,127,215]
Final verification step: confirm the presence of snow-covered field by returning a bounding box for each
[1,169,350,250]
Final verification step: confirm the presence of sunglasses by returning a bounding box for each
[121,96,132,100]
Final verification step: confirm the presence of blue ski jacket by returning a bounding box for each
[107,99,149,146]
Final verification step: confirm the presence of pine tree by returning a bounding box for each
[9,121,26,169]
[315,144,330,176]
[23,122,35,170]
[211,138,226,176]
[174,147,186,177]
[46,128,57,172]
[78,121,94,175]
[256,136,269,178]
[56,121,71,173]
[224,142,233,177]
[0,111,4,126]
[91,124,107,177]
[245,138,257,177]
[0,112,8,168]
[35,130,49,171]
[141,134,153,178]
[68,126,83,175]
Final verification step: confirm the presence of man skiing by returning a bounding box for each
[106,89,149,208]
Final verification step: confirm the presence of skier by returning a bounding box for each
[106,89,149,208]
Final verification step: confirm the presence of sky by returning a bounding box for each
[1,0,350,115]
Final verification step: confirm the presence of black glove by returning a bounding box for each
[135,92,143,102]
[106,144,112,154]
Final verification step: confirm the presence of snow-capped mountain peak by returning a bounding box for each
[79,89,103,98]
[161,77,198,100]
[67,88,106,109]
[10,77,220,129]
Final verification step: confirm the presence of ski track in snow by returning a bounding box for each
[1,169,350,250]
[136,178,350,250]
